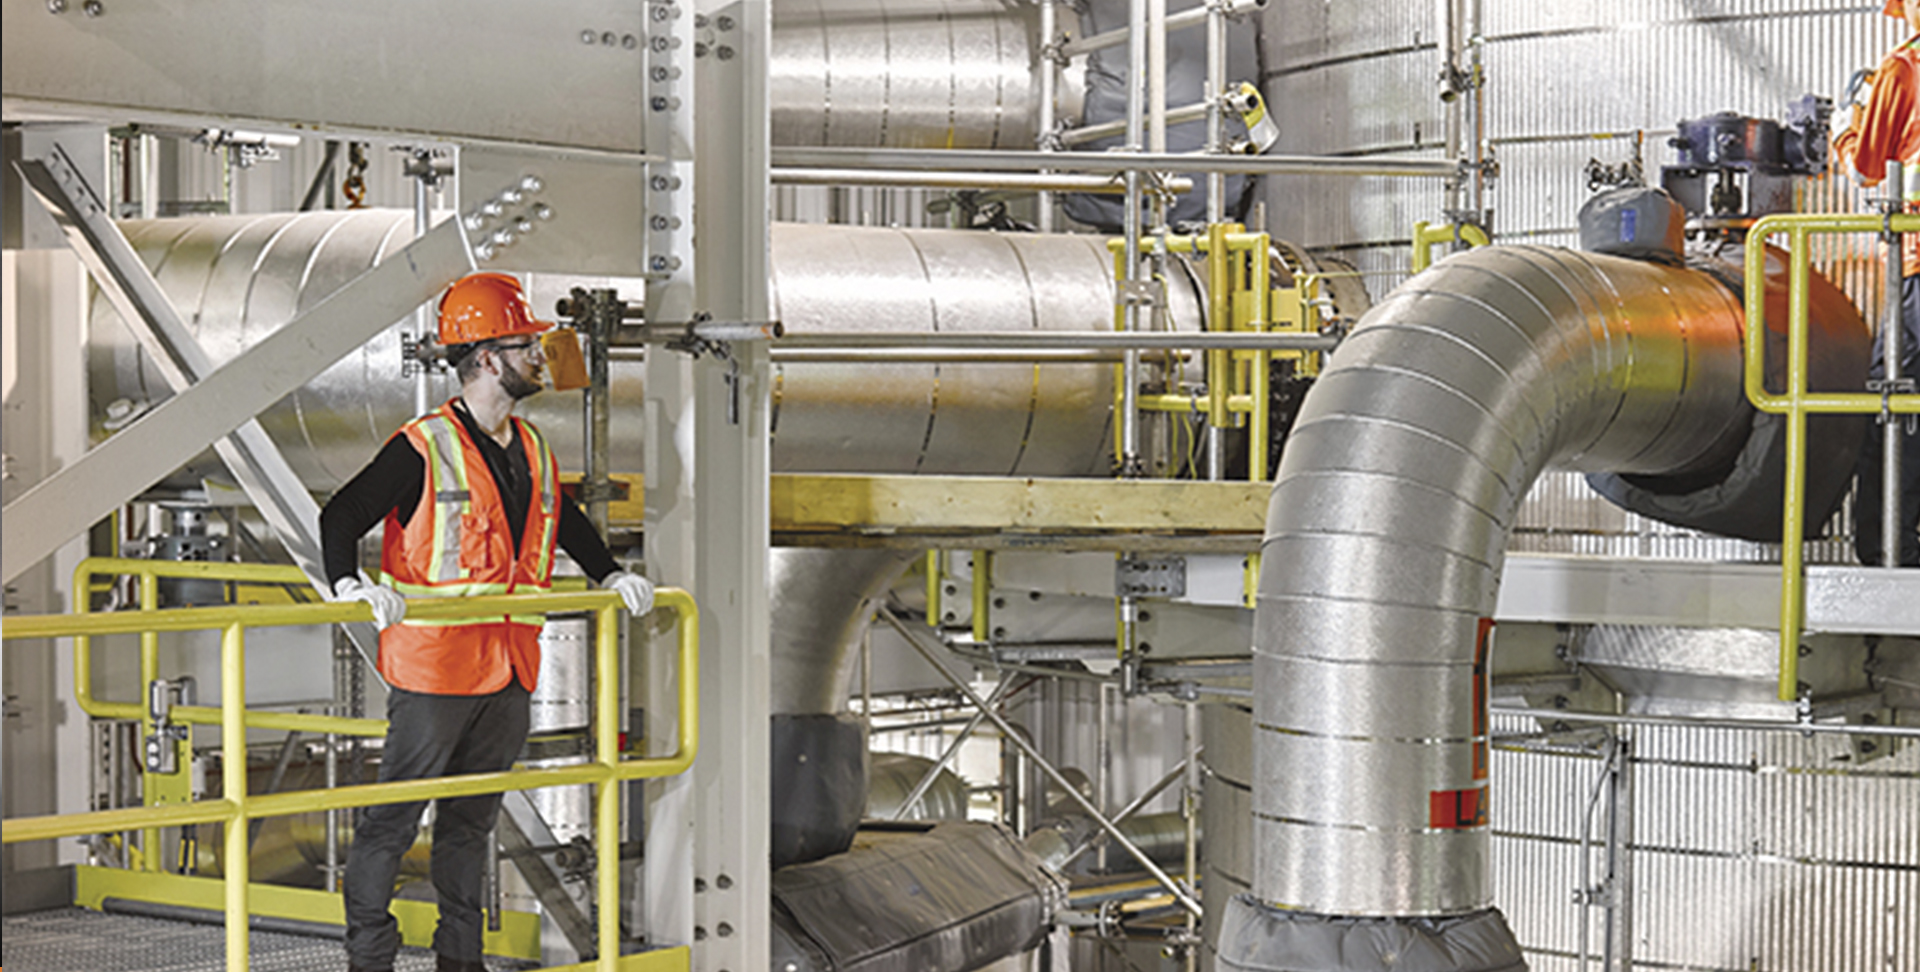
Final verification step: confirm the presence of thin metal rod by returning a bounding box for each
[880,607,1204,919]
[1495,704,1920,739]
[615,348,1135,365]
[1883,160,1906,570]
[891,674,1017,821]
[773,331,1337,351]
[1037,0,1060,230]
[412,171,433,418]
[771,147,1463,179]
[1182,698,1199,972]
[1575,731,1616,972]
[1062,103,1208,149]
[1120,0,1148,476]
[1147,0,1169,155]
[1059,750,1196,869]
[770,168,1190,195]
[1204,0,1226,223]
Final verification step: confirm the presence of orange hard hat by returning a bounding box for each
[437,273,552,346]
[1887,0,1905,17]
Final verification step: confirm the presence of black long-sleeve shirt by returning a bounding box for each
[320,400,620,588]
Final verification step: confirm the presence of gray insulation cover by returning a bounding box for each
[1585,243,1872,542]
[1577,187,1686,265]
[772,713,869,870]
[1063,0,1261,229]
[1217,896,1527,972]
[772,821,1066,972]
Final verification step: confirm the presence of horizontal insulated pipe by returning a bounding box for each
[1252,246,1752,917]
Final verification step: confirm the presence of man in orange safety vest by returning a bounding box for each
[1836,0,1920,565]
[319,272,655,972]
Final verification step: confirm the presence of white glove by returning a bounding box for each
[602,570,655,618]
[332,574,407,631]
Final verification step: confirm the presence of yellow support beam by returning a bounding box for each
[770,474,1270,535]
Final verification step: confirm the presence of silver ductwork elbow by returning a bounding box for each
[1223,244,1838,969]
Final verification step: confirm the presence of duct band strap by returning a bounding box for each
[1216,895,1527,972]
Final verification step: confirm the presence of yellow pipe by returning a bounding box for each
[1249,233,1272,482]
[1411,220,1492,273]
[1207,223,1232,430]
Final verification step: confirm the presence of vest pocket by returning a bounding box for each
[459,512,505,573]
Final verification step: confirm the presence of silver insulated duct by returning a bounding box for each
[1223,245,1773,968]
[90,214,1185,486]
[771,0,1042,150]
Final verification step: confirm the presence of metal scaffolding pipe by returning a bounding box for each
[771,146,1463,178]
[1061,101,1208,147]
[769,167,1192,194]
[773,331,1337,351]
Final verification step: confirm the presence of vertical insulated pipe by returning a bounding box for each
[1251,246,1750,917]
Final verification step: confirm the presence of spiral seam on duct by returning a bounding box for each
[1250,245,1751,918]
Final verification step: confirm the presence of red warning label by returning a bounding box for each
[1473,617,1494,781]
[1430,786,1489,830]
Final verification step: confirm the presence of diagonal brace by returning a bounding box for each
[3,144,474,599]
[878,606,1203,918]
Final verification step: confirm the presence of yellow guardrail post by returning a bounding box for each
[3,584,700,972]
[221,620,249,969]
[1744,212,1920,702]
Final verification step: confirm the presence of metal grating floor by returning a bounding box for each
[1,907,533,972]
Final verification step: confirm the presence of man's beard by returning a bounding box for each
[502,365,543,400]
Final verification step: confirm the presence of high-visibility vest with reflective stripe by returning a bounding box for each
[376,401,560,695]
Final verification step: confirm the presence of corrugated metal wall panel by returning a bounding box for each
[1262,1,1901,563]
[1491,715,1920,971]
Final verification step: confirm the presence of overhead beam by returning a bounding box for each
[2,144,475,591]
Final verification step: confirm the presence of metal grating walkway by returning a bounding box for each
[1,907,532,972]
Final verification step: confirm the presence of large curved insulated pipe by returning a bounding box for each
[1224,245,1778,965]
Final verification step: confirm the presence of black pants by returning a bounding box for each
[1853,276,1920,567]
[344,682,530,969]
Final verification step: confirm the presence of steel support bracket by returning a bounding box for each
[1117,555,1186,598]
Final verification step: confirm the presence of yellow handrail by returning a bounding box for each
[2,583,700,972]
[1742,211,1920,701]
